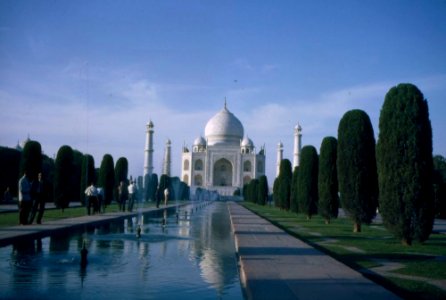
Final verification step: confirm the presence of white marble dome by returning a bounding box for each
[193,136,206,146]
[204,105,244,146]
[241,136,254,147]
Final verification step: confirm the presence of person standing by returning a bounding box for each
[84,183,98,215]
[18,172,32,225]
[96,187,104,213]
[29,173,47,224]
[127,181,136,212]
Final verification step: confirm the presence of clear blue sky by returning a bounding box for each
[1,0,445,183]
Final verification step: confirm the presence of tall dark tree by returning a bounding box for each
[272,178,280,207]
[80,154,95,205]
[54,145,74,211]
[71,150,83,202]
[20,140,42,180]
[98,154,115,205]
[297,145,319,219]
[338,109,378,232]
[145,173,158,202]
[433,155,446,219]
[277,159,292,210]
[290,167,299,213]
[115,157,128,185]
[157,174,170,202]
[248,179,259,203]
[377,84,434,245]
[318,137,339,224]
[41,154,55,203]
[0,147,21,198]
[257,175,269,205]
[114,157,128,202]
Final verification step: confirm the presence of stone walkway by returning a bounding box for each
[228,202,401,300]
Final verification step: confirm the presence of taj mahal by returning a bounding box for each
[143,102,302,198]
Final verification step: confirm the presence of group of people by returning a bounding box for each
[118,180,137,212]
[18,172,48,225]
[84,183,104,215]
[84,180,138,214]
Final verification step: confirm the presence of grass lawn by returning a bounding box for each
[242,202,446,300]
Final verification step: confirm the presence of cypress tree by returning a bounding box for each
[41,154,55,203]
[20,140,42,180]
[146,173,158,202]
[278,159,292,210]
[272,178,280,207]
[0,147,21,197]
[297,145,319,219]
[80,154,95,205]
[71,150,83,202]
[157,174,170,202]
[114,157,128,184]
[377,83,434,245]
[338,109,378,232]
[433,155,446,219]
[114,157,128,202]
[318,137,339,224]
[290,167,299,213]
[257,175,269,205]
[98,154,115,205]
[249,179,259,203]
[54,145,74,211]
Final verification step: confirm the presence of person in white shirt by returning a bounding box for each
[127,181,136,212]
[84,183,98,215]
[18,172,32,225]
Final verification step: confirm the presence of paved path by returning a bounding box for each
[228,202,400,300]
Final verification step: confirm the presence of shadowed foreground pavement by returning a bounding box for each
[228,202,400,300]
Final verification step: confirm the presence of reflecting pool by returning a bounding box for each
[0,202,244,300]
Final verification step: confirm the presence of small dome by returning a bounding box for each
[204,104,244,146]
[241,136,254,148]
[193,136,206,146]
[278,141,283,147]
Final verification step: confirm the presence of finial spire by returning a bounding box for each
[224,97,227,109]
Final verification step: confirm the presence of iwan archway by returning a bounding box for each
[213,158,233,187]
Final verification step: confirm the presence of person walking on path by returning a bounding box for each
[29,172,47,224]
[127,181,136,212]
[84,183,98,215]
[18,172,33,225]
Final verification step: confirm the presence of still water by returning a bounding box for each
[0,202,244,300]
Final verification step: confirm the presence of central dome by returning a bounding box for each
[204,105,244,146]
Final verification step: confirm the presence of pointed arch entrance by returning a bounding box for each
[213,158,233,186]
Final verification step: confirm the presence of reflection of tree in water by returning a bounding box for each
[8,239,45,298]
[50,233,70,252]
[191,203,238,296]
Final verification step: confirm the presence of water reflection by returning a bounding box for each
[0,202,243,299]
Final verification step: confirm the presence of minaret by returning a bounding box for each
[276,141,283,177]
[162,139,171,176]
[293,123,302,169]
[143,120,154,181]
